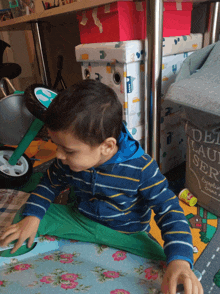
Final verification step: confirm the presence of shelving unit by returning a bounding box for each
[0,0,220,161]
[0,0,121,31]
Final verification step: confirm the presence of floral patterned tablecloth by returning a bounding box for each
[0,236,171,294]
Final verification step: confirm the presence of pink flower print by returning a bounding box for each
[61,281,78,289]
[40,276,54,284]
[60,259,74,264]
[0,281,3,286]
[14,264,31,271]
[110,290,130,294]
[44,235,56,241]
[112,251,127,261]
[70,239,78,243]
[43,255,54,260]
[144,267,159,280]
[60,254,74,259]
[103,271,120,279]
[61,273,78,281]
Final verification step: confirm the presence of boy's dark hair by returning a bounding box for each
[44,79,123,146]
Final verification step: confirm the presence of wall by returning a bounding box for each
[39,12,82,89]
[0,2,82,94]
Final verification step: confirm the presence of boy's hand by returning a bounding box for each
[161,260,204,294]
[0,216,40,254]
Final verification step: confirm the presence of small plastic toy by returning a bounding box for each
[178,188,197,207]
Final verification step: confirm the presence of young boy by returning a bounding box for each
[0,80,203,294]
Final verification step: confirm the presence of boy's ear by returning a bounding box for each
[101,137,117,155]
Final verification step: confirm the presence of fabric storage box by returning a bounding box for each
[160,51,198,174]
[75,40,145,129]
[164,40,220,211]
[185,121,220,217]
[77,1,193,44]
[160,112,186,174]
[159,51,194,173]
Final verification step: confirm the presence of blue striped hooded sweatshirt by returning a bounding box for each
[23,124,193,267]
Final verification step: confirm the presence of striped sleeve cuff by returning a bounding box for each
[166,255,193,269]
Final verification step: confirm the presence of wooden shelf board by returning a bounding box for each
[0,0,120,31]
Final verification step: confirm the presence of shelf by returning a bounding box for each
[0,0,216,31]
[0,0,122,31]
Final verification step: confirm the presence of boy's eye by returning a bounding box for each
[65,150,75,154]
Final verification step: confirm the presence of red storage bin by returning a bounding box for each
[77,2,142,44]
[142,2,193,39]
[77,1,193,44]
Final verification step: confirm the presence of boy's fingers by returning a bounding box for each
[192,284,199,294]
[168,278,178,294]
[182,277,193,294]
[0,225,18,240]
[11,237,26,254]
[170,275,188,294]
[1,232,19,247]
[27,234,36,248]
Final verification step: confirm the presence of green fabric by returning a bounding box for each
[19,172,43,193]
[0,203,166,261]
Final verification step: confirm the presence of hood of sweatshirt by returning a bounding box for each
[101,123,145,166]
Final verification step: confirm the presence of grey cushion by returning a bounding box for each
[165,41,220,129]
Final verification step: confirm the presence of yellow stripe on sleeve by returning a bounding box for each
[142,156,149,161]
[140,220,150,224]
[116,230,139,234]
[47,170,61,187]
[97,171,140,182]
[108,193,125,198]
[163,231,192,236]
[102,198,142,212]
[124,211,131,215]
[165,195,177,202]
[32,193,52,203]
[142,158,153,172]
[157,210,185,225]
[54,163,59,169]
[139,177,166,191]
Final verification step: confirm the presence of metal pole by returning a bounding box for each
[145,0,163,163]
[31,21,49,85]
[203,2,220,47]
[210,2,220,44]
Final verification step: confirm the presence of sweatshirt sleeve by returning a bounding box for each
[139,155,194,268]
[22,158,68,220]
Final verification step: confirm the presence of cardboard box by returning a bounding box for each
[142,2,193,39]
[128,124,145,141]
[75,38,202,128]
[77,1,193,44]
[76,40,145,129]
[185,121,220,217]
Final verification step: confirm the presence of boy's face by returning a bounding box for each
[48,129,116,172]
